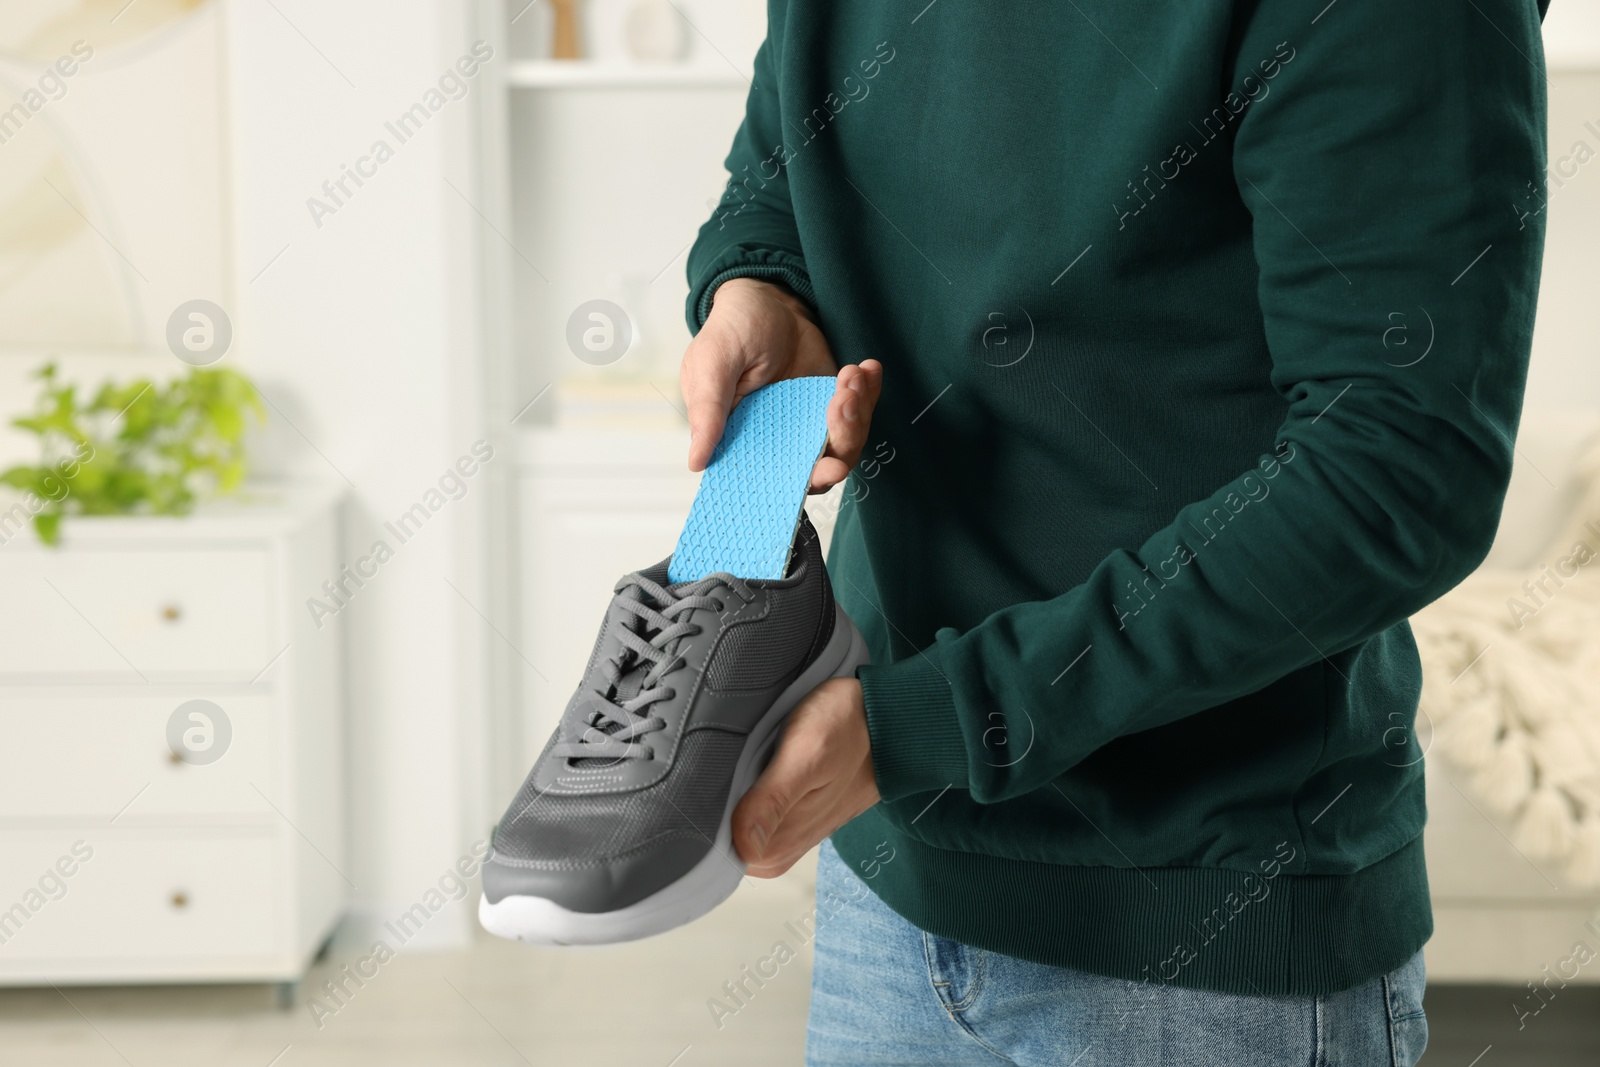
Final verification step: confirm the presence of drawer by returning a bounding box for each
[0,549,273,678]
[0,832,282,963]
[0,693,275,820]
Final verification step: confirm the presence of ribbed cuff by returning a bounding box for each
[691,254,816,331]
[857,652,968,803]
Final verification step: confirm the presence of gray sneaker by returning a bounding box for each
[478,513,869,945]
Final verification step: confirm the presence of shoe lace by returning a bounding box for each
[552,571,754,764]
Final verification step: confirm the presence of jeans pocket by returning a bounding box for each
[1383,951,1428,1067]
[922,931,987,1014]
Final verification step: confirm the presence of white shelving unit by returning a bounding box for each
[514,428,698,754]
[484,4,761,794]
[0,483,346,998]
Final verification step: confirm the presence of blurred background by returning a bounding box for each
[0,1,1597,1064]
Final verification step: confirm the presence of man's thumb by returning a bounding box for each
[680,333,739,472]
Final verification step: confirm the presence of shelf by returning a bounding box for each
[506,60,748,88]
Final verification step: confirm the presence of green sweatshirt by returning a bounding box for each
[686,0,1547,995]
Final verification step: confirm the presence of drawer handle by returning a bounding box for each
[170,891,189,910]
[159,603,183,623]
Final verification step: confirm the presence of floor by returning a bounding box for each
[1421,985,1600,1067]
[2,859,1596,1067]
[0,863,820,1067]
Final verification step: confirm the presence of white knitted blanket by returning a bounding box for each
[1411,432,1600,888]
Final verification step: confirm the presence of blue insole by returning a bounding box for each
[668,376,835,583]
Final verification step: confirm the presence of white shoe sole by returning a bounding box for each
[478,603,871,946]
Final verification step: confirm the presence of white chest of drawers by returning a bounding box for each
[0,483,345,990]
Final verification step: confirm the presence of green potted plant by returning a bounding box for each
[0,362,264,545]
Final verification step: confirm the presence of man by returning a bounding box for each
[679,1,1549,1063]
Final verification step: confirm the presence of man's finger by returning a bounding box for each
[747,797,839,874]
[731,734,824,863]
[858,359,884,411]
[746,859,802,879]
[809,455,855,492]
[809,361,884,489]
[730,777,797,863]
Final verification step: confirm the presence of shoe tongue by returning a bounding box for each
[612,663,647,703]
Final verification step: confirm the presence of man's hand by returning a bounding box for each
[681,277,883,491]
[731,677,878,877]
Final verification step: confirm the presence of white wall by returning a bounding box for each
[1527,64,1600,412]
[224,0,490,948]
[0,6,230,456]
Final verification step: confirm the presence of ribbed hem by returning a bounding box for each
[857,653,967,802]
[831,809,1432,997]
[690,253,816,331]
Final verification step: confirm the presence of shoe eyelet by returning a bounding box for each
[713,600,726,612]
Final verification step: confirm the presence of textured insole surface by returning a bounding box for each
[668,377,835,583]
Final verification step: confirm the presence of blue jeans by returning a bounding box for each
[806,840,1428,1067]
